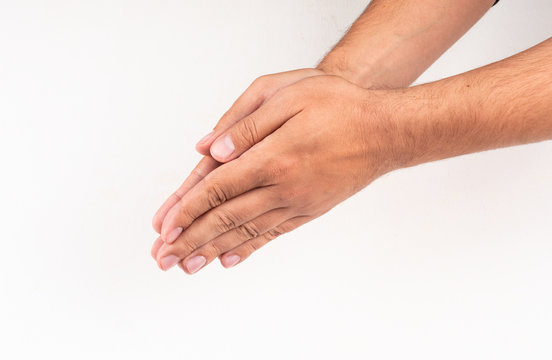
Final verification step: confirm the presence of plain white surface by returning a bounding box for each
[1,1,551,359]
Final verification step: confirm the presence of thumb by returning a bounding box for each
[209,90,300,162]
[196,69,324,156]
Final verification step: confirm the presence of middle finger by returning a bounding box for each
[156,186,283,269]
[160,156,270,244]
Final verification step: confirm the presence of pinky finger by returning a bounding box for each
[218,215,312,268]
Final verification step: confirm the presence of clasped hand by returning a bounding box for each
[151,71,408,273]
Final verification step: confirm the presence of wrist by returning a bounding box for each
[381,79,478,170]
[369,85,448,171]
[317,49,377,89]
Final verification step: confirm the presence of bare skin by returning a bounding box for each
[152,38,552,273]
[150,0,552,274]
[151,0,496,239]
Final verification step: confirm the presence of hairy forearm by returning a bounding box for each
[318,0,496,88]
[389,37,552,168]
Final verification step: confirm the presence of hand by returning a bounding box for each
[151,68,326,236]
[153,75,406,273]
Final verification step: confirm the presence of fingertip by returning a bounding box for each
[159,208,176,242]
[159,209,185,245]
[155,242,169,266]
[220,254,241,268]
[152,214,162,234]
[152,194,180,235]
[196,131,216,153]
[195,142,212,156]
[159,254,179,271]
[150,236,164,260]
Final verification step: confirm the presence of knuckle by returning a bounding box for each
[177,205,195,225]
[212,210,237,233]
[267,156,297,182]
[281,186,301,204]
[237,116,260,145]
[208,240,226,257]
[268,185,299,206]
[198,242,223,259]
[190,166,207,180]
[247,75,274,103]
[264,227,284,242]
[275,85,301,104]
[286,79,312,97]
[252,75,270,88]
[175,238,198,258]
[206,181,228,208]
[235,221,261,240]
[245,240,261,253]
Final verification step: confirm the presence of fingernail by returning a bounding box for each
[197,131,215,145]
[160,255,179,271]
[166,227,183,244]
[185,255,206,274]
[210,135,235,161]
[223,254,240,268]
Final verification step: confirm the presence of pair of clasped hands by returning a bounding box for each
[151,68,405,274]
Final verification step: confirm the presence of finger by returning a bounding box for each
[195,69,322,156]
[160,208,291,273]
[219,215,312,268]
[152,156,220,233]
[157,186,282,267]
[150,236,164,260]
[160,156,269,244]
[209,90,301,162]
[195,81,266,155]
[156,242,180,271]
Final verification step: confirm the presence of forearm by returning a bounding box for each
[318,0,496,88]
[390,37,552,168]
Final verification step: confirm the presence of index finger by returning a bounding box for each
[160,155,270,244]
[152,156,220,233]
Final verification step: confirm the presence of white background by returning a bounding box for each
[1,1,551,359]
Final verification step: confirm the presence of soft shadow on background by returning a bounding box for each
[1,1,551,359]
